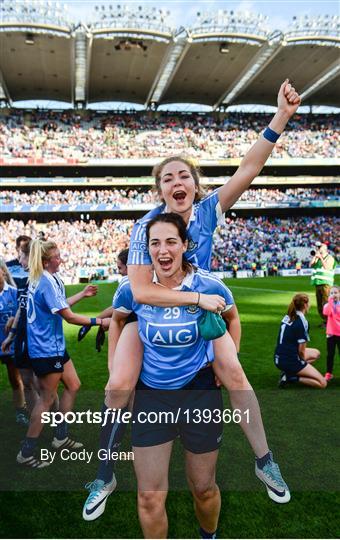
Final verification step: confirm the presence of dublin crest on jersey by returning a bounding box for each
[187,238,198,252]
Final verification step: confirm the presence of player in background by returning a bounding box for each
[0,258,28,424]
[275,293,326,389]
[16,239,109,468]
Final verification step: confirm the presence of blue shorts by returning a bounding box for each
[30,350,70,378]
[0,354,14,366]
[274,354,307,376]
[132,366,223,454]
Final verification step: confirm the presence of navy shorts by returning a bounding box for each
[274,354,307,376]
[30,350,70,378]
[0,354,14,366]
[14,345,32,370]
[132,366,223,454]
[125,312,137,325]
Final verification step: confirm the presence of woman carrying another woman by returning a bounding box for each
[111,213,236,538]
[17,238,109,468]
[83,79,300,517]
[275,293,326,389]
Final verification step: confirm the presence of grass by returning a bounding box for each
[0,276,339,539]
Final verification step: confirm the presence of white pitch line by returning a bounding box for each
[229,286,304,294]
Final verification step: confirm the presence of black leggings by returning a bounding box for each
[326,335,340,373]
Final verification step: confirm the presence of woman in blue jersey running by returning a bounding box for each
[16,238,109,468]
[83,80,299,516]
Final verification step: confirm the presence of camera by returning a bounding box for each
[310,242,322,257]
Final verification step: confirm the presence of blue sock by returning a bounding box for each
[200,526,217,539]
[96,403,128,484]
[55,420,68,441]
[21,437,38,458]
[256,450,272,469]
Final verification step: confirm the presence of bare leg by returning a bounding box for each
[185,450,220,535]
[212,333,269,458]
[297,363,327,389]
[304,348,320,364]
[59,360,81,414]
[19,368,39,413]
[105,322,143,409]
[26,372,61,438]
[133,441,173,539]
[6,362,25,409]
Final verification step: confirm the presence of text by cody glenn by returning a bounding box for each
[40,448,135,464]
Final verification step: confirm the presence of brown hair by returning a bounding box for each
[287,293,309,321]
[152,155,206,203]
[19,239,32,257]
[146,213,193,275]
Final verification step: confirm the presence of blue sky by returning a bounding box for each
[11,0,340,111]
[66,0,339,30]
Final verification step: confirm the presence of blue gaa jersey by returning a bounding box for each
[7,259,29,298]
[27,271,69,359]
[112,268,234,389]
[128,190,224,270]
[0,282,18,357]
[275,311,309,358]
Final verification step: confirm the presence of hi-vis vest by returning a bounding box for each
[311,256,336,286]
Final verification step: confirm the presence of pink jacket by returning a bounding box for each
[323,298,340,336]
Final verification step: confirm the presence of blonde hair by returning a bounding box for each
[287,293,309,321]
[0,258,16,288]
[152,155,206,203]
[29,239,58,284]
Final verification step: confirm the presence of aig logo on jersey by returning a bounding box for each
[146,321,199,348]
[131,241,147,252]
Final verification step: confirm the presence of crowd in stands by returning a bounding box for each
[1,109,338,160]
[1,187,338,207]
[1,216,338,283]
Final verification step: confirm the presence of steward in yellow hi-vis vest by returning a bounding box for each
[310,244,336,324]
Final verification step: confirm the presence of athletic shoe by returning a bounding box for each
[17,451,50,469]
[324,372,334,381]
[255,455,291,504]
[278,373,288,388]
[82,477,117,521]
[51,436,83,450]
[15,411,30,426]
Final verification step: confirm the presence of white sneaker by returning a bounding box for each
[82,476,117,521]
[17,451,50,469]
[255,455,291,504]
[51,436,83,450]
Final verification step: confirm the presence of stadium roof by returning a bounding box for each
[0,5,339,108]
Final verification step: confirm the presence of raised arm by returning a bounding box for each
[218,79,301,213]
[128,264,226,312]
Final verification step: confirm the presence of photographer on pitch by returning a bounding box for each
[310,243,336,326]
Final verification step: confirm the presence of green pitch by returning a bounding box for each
[0,276,339,538]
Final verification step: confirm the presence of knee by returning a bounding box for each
[319,378,327,389]
[138,491,165,516]
[67,379,81,393]
[41,391,58,408]
[191,481,216,502]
